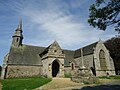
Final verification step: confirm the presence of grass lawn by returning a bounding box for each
[99,75,120,79]
[1,76,51,90]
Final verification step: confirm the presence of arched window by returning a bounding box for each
[99,50,107,70]
[71,63,74,70]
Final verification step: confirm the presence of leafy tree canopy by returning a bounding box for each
[88,0,120,33]
[104,37,120,74]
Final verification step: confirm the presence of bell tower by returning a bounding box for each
[11,19,23,47]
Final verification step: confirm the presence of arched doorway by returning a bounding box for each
[52,60,60,77]
[99,50,107,70]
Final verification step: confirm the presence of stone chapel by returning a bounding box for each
[1,21,115,79]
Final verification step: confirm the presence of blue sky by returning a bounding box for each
[0,0,117,65]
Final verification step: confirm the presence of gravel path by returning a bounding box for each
[34,78,84,90]
[34,78,120,90]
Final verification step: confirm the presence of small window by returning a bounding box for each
[17,38,19,42]
[71,63,74,70]
[54,50,57,53]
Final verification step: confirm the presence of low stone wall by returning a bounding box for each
[117,70,120,75]
[5,65,43,78]
[64,66,78,76]
[64,66,71,75]
[71,76,99,84]
[96,70,115,76]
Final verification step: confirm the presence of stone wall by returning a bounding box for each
[41,41,65,78]
[94,41,115,76]
[74,41,116,76]
[64,66,71,75]
[42,57,65,78]
[71,76,99,84]
[64,66,78,76]
[74,54,94,68]
[5,65,42,78]
[96,70,115,76]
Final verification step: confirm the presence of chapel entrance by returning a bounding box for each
[52,60,60,77]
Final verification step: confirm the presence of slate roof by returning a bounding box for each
[8,44,45,65]
[39,45,50,57]
[62,50,75,66]
[74,42,98,58]
[8,44,75,66]
[8,42,98,66]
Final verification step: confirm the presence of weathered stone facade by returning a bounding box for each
[94,41,115,76]
[40,41,65,78]
[1,21,116,79]
[5,65,42,78]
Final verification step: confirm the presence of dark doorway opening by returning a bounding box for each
[91,60,96,76]
[4,66,8,79]
[90,67,96,76]
[71,63,74,70]
[52,60,60,77]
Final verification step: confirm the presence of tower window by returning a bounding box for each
[17,38,19,42]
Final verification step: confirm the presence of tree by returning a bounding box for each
[88,0,120,33]
[104,37,120,75]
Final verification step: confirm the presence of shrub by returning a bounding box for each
[64,73,71,78]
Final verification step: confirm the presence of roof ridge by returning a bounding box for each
[23,44,46,48]
[62,49,75,51]
[75,41,98,51]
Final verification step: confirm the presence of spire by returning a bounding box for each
[13,19,23,37]
[17,19,22,30]
[12,19,23,47]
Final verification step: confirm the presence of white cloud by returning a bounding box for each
[20,2,103,49]
[69,0,88,9]
[1,0,116,49]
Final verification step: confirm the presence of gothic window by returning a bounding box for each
[71,63,74,70]
[99,50,107,70]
